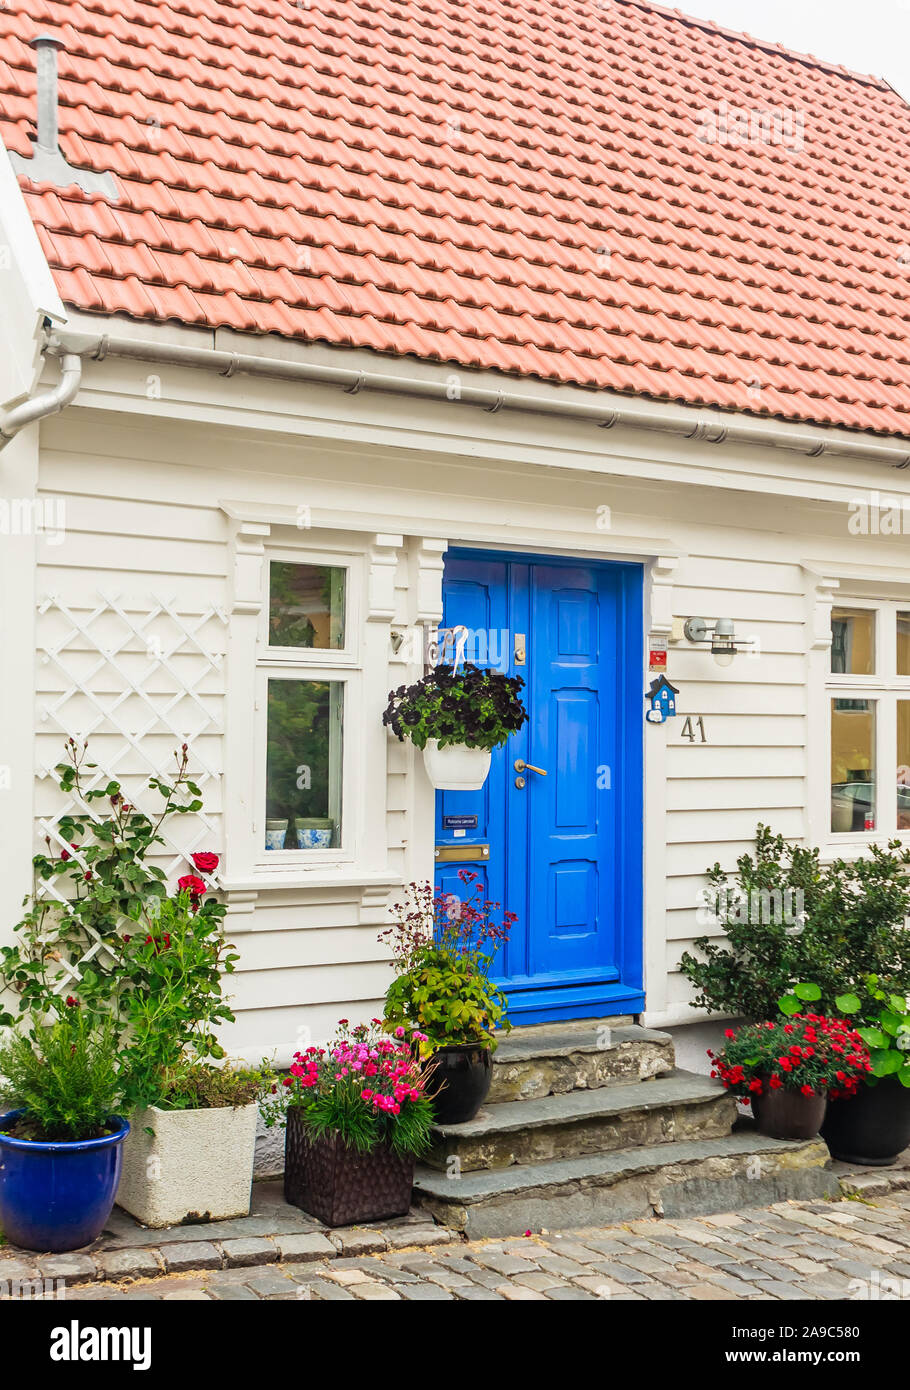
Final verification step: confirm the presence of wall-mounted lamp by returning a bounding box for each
[683,616,752,668]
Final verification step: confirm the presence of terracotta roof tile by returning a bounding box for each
[3,0,910,435]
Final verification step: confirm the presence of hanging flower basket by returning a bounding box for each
[382,662,527,791]
[422,740,492,791]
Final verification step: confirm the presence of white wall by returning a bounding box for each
[11,361,910,1057]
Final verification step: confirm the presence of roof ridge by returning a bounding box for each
[616,0,890,90]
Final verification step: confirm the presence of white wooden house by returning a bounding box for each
[2,0,910,1070]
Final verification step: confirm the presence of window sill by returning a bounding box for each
[220,868,401,894]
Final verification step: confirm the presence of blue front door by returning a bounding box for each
[435,551,644,1025]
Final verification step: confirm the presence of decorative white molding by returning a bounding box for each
[648,554,679,635]
[416,537,447,625]
[230,521,270,616]
[367,533,403,622]
[803,569,840,651]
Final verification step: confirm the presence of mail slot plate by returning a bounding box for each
[435,843,489,862]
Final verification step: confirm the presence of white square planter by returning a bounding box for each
[116,1103,258,1228]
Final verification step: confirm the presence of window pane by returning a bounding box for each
[899,702,910,830]
[268,561,345,649]
[831,698,876,832]
[898,613,910,677]
[830,608,875,675]
[265,679,342,850]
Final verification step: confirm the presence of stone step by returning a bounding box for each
[414,1133,839,1238]
[489,1020,675,1102]
[425,1070,737,1171]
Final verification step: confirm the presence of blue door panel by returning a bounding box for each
[435,551,643,1023]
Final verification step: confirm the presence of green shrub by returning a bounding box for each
[159,1060,271,1111]
[679,825,910,1021]
[0,1015,122,1142]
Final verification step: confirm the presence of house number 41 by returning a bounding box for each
[680,716,708,743]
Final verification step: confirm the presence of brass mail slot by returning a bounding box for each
[435,843,490,862]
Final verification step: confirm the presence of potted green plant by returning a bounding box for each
[382,662,527,790]
[708,990,871,1141]
[0,1015,129,1252]
[679,826,910,1022]
[261,1020,434,1226]
[823,977,910,1165]
[380,874,514,1123]
[0,742,262,1229]
[114,881,269,1227]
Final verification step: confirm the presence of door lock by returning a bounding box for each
[514,760,547,776]
[514,776,526,789]
[514,633,526,665]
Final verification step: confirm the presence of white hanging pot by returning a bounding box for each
[422,739,492,791]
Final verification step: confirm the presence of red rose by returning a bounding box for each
[178,874,206,898]
[191,851,219,875]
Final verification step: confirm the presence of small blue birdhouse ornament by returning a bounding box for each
[646,675,679,724]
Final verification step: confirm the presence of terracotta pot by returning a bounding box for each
[283,1111,414,1226]
[425,1043,493,1124]
[752,1086,827,1141]
[822,1076,910,1165]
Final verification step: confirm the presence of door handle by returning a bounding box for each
[514,760,547,776]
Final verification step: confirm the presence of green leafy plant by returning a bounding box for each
[116,890,239,1110]
[0,740,242,1115]
[260,1021,434,1158]
[382,663,527,751]
[0,740,211,1031]
[835,976,910,1089]
[0,1014,123,1142]
[379,876,513,1055]
[679,825,910,1020]
[161,1060,272,1111]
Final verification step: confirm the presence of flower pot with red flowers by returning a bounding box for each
[262,1021,435,1226]
[820,980,910,1164]
[709,996,871,1142]
[383,662,528,791]
[379,876,514,1124]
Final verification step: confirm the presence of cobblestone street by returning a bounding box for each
[15,1190,909,1302]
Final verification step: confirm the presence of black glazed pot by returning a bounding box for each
[821,1076,910,1166]
[752,1087,827,1141]
[424,1043,492,1124]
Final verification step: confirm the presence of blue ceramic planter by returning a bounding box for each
[0,1110,129,1252]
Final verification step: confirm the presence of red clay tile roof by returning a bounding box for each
[2,0,910,436]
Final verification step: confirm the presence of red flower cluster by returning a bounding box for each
[709,1014,871,1103]
[287,1022,430,1118]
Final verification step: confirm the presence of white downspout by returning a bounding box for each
[0,352,82,449]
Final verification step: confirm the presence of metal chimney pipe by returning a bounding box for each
[29,34,63,154]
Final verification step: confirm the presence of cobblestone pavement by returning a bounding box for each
[20,1192,910,1301]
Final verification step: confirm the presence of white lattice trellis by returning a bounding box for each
[33,591,228,989]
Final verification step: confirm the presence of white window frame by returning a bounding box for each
[253,547,364,870]
[825,596,910,848]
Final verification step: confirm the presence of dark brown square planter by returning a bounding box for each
[284,1108,415,1227]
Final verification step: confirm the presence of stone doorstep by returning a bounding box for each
[414,1132,840,1239]
[488,1022,675,1104]
[425,1070,737,1171]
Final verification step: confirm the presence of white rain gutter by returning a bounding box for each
[0,352,82,449]
[45,331,910,469]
